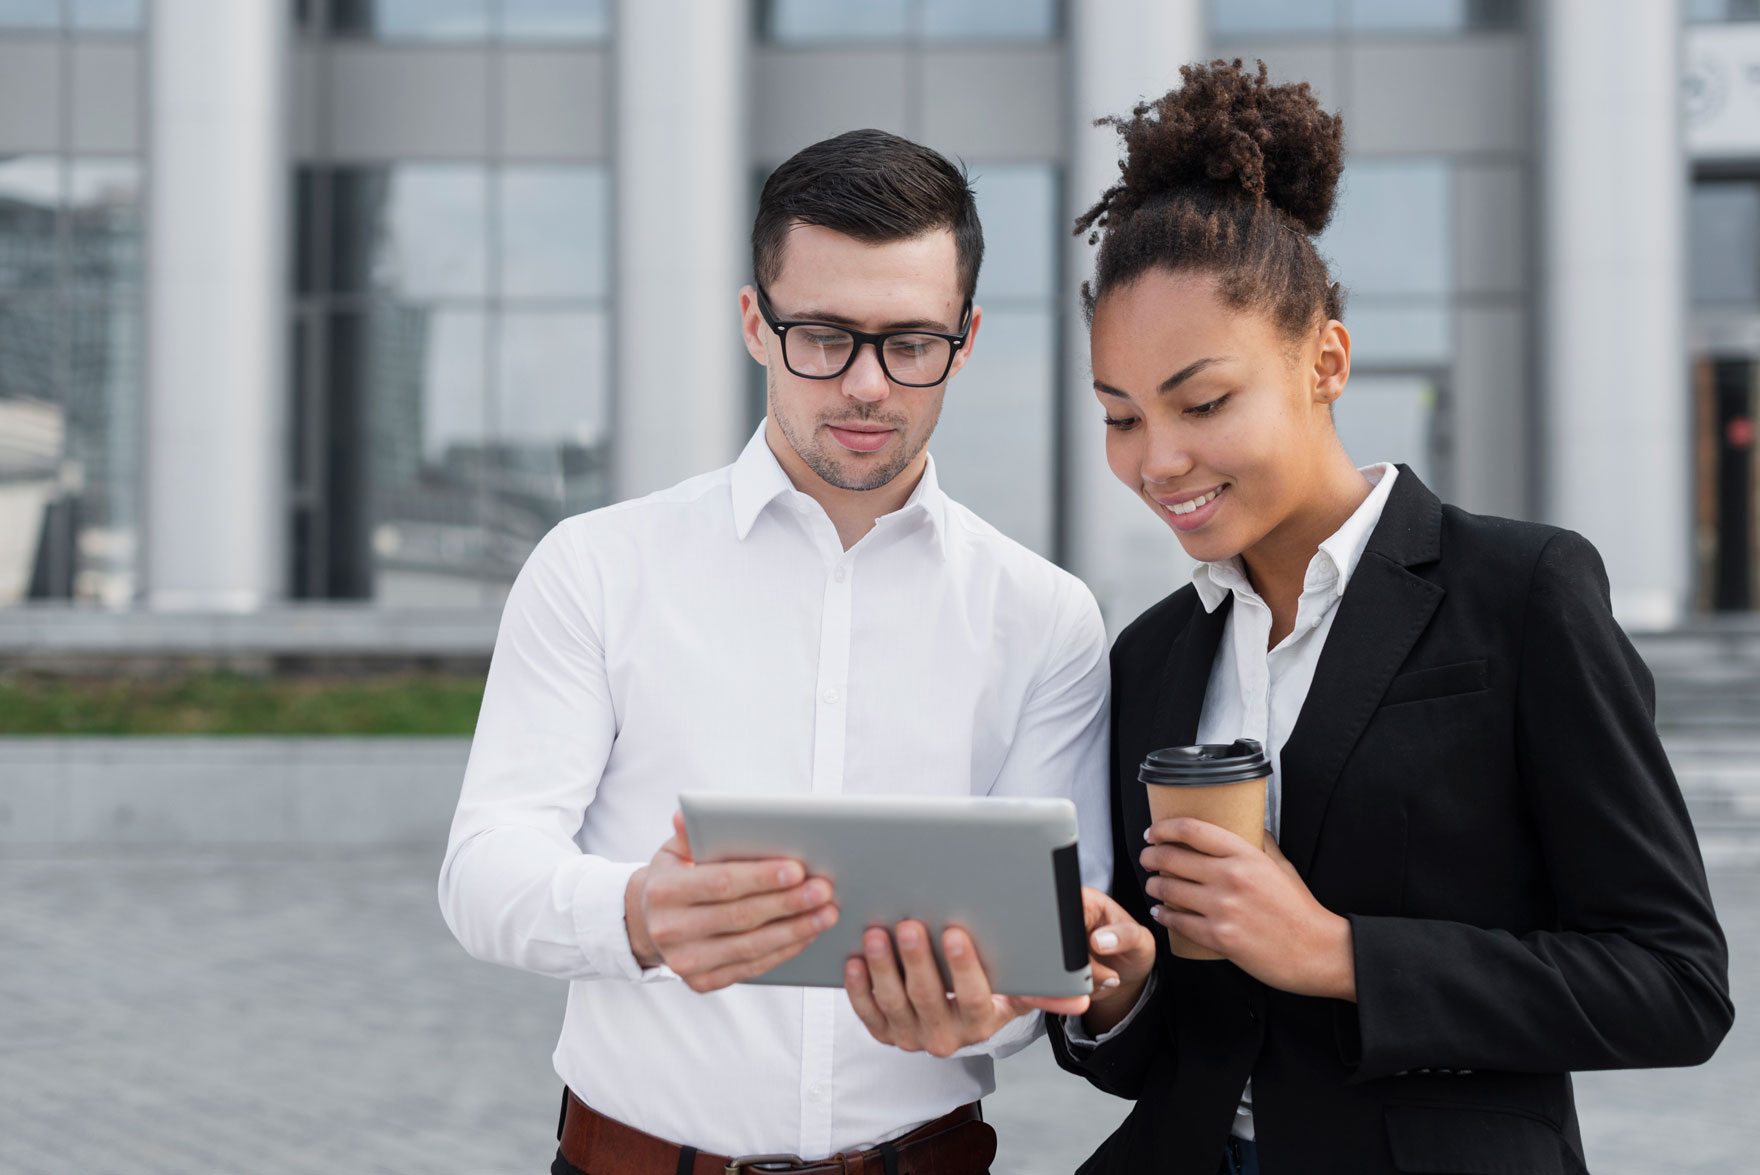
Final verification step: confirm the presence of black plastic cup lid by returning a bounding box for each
[1139,739,1270,787]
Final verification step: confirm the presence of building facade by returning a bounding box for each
[0,0,1754,632]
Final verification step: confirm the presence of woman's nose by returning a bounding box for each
[1140,423,1194,484]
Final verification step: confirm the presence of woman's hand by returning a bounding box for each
[1079,885,1158,1036]
[1141,817,1356,1001]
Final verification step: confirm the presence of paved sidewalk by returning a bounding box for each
[1,850,1752,1174]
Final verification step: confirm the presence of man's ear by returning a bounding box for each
[1312,319,1350,407]
[738,286,770,366]
[944,304,982,382]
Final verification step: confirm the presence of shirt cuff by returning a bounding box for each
[568,856,681,983]
[1061,970,1158,1050]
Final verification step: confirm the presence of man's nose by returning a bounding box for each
[839,343,892,403]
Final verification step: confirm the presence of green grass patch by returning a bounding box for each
[0,672,486,735]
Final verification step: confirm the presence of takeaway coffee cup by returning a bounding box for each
[1140,739,1271,960]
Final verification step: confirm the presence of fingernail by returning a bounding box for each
[778,864,802,886]
[866,934,886,957]
[1094,930,1118,953]
[1102,976,1120,989]
[1143,828,1153,842]
[898,925,919,949]
[815,907,838,930]
[1149,905,1164,921]
[946,936,965,958]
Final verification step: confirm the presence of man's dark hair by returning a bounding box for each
[753,129,984,304]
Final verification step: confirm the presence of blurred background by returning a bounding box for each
[1,2,1758,1173]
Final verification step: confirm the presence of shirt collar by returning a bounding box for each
[729,423,949,547]
[1191,463,1401,612]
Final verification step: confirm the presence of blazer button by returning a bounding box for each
[1245,1003,1258,1022]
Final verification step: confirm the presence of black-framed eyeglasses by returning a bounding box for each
[755,285,972,388]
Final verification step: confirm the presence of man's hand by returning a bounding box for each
[1077,886,1158,1037]
[625,812,839,993]
[843,920,1091,1058]
[1140,817,1356,1001]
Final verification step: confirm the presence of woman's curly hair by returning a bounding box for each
[1076,59,1346,337]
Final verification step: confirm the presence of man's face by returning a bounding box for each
[740,225,979,495]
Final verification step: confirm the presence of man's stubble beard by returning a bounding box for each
[768,366,943,493]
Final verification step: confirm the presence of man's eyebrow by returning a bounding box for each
[787,307,958,332]
[1093,357,1231,400]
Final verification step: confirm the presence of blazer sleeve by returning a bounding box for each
[1047,640,1174,1099]
[1345,530,1734,1081]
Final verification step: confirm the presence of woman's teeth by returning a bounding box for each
[1166,487,1222,516]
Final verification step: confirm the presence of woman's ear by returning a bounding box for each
[1311,319,1351,407]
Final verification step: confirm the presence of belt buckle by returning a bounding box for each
[725,1154,807,1174]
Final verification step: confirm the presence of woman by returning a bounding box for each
[1048,60,1733,1175]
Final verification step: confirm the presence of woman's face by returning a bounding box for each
[1089,268,1349,566]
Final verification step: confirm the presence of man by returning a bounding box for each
[439,129,1113,1174]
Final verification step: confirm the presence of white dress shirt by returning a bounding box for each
[439,426,1111,1160]
[1192,463,1398,1141]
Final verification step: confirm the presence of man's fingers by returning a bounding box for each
[670,811,694,861]
[675,858,810,907]
[673,904,837,981]
[690,935,816,994]
[942,927,996,1026]
[844,957,895,1044]
[862,927,920,1046]
[662,878,833,942]
[895,921,955,1039]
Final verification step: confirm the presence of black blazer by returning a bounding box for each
[1049,469,1733,1175]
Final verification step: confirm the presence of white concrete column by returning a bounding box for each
[1064,0,1205,635]
[1538,0,1688,629]
[613,0,748,499]
[144,0,287,611]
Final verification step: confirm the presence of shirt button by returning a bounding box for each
[833,565,847,583]
[823,687,841,705]
[807,1082,828,1102]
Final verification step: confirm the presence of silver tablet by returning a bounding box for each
[677,792,1092,998]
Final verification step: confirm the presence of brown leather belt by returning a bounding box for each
[558,1088,997,1175]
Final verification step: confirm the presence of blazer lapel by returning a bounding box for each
[1153,594,1232,750]
[1277,468,1445,875]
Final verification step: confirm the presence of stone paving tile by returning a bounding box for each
[1,850,1751,1174]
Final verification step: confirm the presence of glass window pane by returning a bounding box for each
[499,166,610,299]
[929,307,1055,556]
[1333,373,1439,485]
[0,0,58,28]
[0,385,65,603]
[331,0,491,40]
[1319,158,1452,297]
[1348,0,1519,31]
[502,0,610,40]
[0,156,60,293]
[489,310,610,568]
[971,164,1055,302]
[68,158,141,295]
[65,298,138,604]
[1690,182,1760,305]
[1210,0,1338,36]
[0,297,56,402]
[332,165,488,299]
[922,0,1056,40]
[1688,0,1760,20]
[768,0,909,42]
[70,0,142,31]
[347,306,492,605]
[1343,303,1451,366]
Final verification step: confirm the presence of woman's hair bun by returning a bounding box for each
[1079,58,1344,241]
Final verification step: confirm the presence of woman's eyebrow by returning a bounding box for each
[1094,356,1231,400]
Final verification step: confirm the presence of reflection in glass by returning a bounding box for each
[1690,183,1760,305]
[1348,0,1519,30]
[1344,304,1451,366]
[971,165,1056,302]
[0,156,60,293]
[0,391,63,603]
[502,0,611,40]
[923,0,1057,39]
[0,0,57,28]
[68,158,140,294]
[70,0,143,30]
[330,165,488,299]
[331,0,491,39]
[1333,374,1438,486]
[768,0,909,41]
[65,299,138,603]
[1320,159,1451,297]
[1687,0,1760,21]
[1210,0,1337,36]
[490,310,611,568]
[499,166,611,299]
[0,298,55,402]
[930,308,1056,556]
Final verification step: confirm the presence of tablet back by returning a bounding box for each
[678,793,1091,998]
